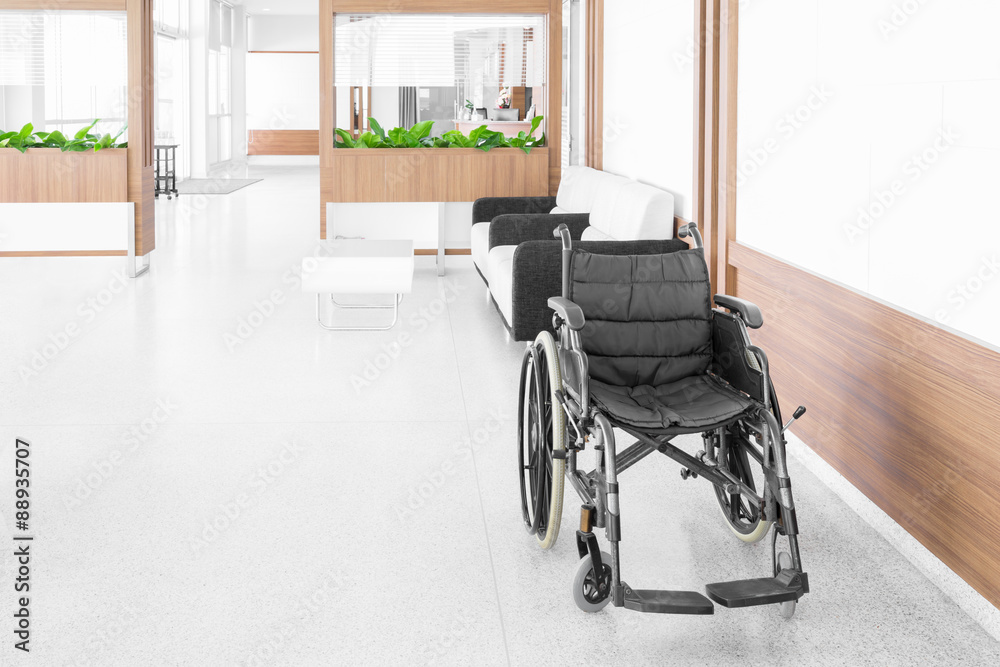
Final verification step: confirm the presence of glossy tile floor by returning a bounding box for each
[1,166,998,665]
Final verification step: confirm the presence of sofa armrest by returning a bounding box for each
[472,196,558,224]
[489,213,590,251]
[507,238,690,341]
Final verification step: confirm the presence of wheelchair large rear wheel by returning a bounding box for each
[517,331,566,549]
[714,423,772,543]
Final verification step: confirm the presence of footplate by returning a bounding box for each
[621,583,715,615]
[704,570,809,609]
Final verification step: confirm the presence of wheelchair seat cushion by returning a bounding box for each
[589,375,755,431]
[570,248,713,388]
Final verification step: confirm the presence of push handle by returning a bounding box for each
[554,223,573,298]
[553,223,572,249]
[678,222,704,249]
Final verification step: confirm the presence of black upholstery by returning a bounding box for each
[488,213,590,250]
[570,248,714,387]
[472,196,557,223]
[589,376,754,431]
[508,238,689,342]
[569,248,756,431]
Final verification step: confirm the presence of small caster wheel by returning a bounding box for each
[572,551,613,613]
[776,552,797,619]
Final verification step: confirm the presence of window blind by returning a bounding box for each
[334,13,547,88]
[0,11,46,86]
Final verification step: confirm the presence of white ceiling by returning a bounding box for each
[235,0,318,16]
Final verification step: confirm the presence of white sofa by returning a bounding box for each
[471,166,677,339]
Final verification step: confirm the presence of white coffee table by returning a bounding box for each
[301,239,414,331]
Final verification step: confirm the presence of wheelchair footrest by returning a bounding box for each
[704,571,808,609]
[621,584,715,615]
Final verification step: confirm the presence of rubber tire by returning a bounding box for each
[532,332,566,549]
[572,551,613,613]
[715,430,772,544]
[777,552,797,619]
[717,502,772,544]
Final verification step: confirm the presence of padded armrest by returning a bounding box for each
[507,238,690,341]
[548,297,586,331]
[472,196,558,224]
[488,213,590,251]
[715,294,763,329]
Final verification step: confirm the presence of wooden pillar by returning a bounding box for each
[320,0,334,240]
[716,0,739,295]
[695,0,721,294]
[127,0,155,256]
[694,0,738,296]
[586,0,604,170]
[547,0,563,195]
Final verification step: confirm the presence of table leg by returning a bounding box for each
[437,202,446,276]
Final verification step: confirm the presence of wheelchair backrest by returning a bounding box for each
[570,248,714,388]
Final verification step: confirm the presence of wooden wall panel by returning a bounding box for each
[247,130,320,156]
[0,150,127,203]
[330,149,549,203]
[330,153,386,202]
[729,241,1000,610]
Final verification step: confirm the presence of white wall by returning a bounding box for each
[248,15,318,52]
[603,0,694,220]
[736,0,1000,349]
[247,53,320,130]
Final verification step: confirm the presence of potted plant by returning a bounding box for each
[0,119,129,204]
[328,117,549,204]
[334,116,544,153]
[0,119,128,153]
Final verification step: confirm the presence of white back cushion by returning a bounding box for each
[556,166,625,213]
[581,226,613,241]
[589,181,675,240]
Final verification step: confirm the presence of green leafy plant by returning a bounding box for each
[334,116,545,154]
[0,119,128,153]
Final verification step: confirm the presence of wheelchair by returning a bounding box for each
[517,223,809,616]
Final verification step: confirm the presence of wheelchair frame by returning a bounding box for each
[517,223,810,616]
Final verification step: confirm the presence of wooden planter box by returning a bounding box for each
[326,147,550,203]
[0,148,128,204]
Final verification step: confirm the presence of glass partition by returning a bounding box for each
[333,13,547,139]
[0,10,127,139]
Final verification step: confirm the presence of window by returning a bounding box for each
[561,0,587,167]
[153,0,188,177]
[208,0,233,164]
[0,10,127,139]
[155,0,181,33]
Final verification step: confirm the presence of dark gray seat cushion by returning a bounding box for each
[590,375,754,430]
[570,248,755,431]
